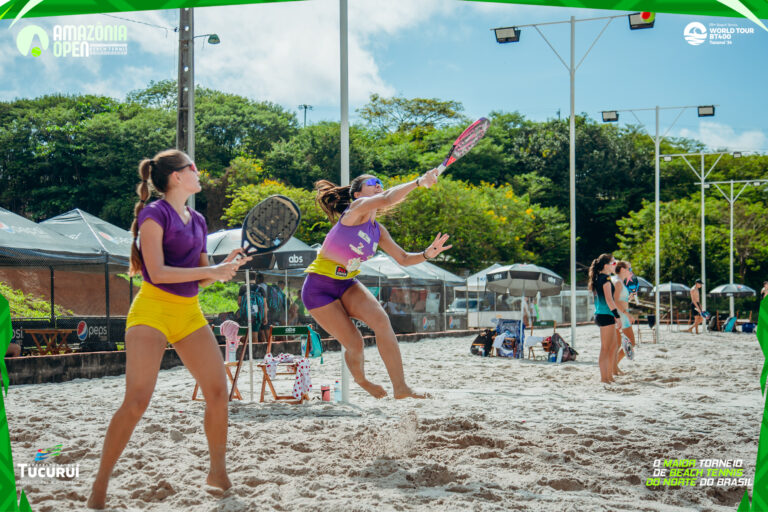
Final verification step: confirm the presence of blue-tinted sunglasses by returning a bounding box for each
[364,177,382,187]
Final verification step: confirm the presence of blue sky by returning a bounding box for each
[1,0,766,151]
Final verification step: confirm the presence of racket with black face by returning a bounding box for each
[241,195,301,256]
[436,117,491,175]
[625,275,640,294]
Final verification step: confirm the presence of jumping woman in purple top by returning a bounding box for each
[302,168,451,399]
[88,150,250,509]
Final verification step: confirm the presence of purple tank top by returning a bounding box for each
[307,211,380,279]
[137,199,208,297]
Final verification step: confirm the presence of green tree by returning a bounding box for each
[357,94,464,133]
[616,195,768,305]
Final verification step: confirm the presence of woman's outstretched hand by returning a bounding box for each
[418,168,440,189]
[424,232,452,259]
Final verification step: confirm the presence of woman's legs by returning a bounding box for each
[598,325,615,383]
[308,299,387,399]
[173,325,231,490]
[341,283,427,399]
[87,326,167,509]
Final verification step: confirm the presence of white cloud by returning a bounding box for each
[679,121,767,152]
[191,0,450,107]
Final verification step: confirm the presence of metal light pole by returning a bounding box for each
[177,8,194,208]
[298,104,313,128]
[339,0,351,403]
[600,105,715,342]
[659,151,734,314]
[493,12,653,347]
[709,179,768,316]
[177,9,220,210]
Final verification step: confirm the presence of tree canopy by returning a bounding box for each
[0,84,765,298]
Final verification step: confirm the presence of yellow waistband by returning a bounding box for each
[137,281,199,305]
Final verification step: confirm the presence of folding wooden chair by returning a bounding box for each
[256,325,313,404]
[192,324,248,402]
[527,320,556,360]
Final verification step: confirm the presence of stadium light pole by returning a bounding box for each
[658,151,736,315]
[493,12,654,347]
[298,104,314,128]
[708,178,768,316]
[600,105,715,342]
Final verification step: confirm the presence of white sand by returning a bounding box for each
[8,325,762,511]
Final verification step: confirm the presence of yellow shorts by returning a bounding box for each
[126,282,209,344]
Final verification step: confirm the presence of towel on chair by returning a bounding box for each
[220,320,240,343]
[292,358,312,399]
[263,353,296,379]
[524,336,544,348]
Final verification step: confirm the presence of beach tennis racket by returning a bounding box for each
[241,195,301,256]
[621,334,635,361]
[436,117,490,175]
[625,275,639,294]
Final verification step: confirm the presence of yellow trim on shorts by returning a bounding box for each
[126,282,209,344]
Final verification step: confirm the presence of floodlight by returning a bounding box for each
[207,34,220,44]
[601,111,619,122]
[495,27,521,43]
[697,105,715,117]
[628,12,655,30]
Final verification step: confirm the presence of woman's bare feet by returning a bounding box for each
[356,378,388,399]
[86,482,107,510]
[206,471,232,491]
[393,386,431,399]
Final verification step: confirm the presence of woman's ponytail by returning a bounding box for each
[315,180,352,222]
[588,253,613,292]
[128,159,153,276]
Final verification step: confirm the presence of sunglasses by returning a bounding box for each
[363,177,382,187]
[173,162,197,173]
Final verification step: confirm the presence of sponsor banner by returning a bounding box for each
[274,250,316,270]
[0,0,766,22]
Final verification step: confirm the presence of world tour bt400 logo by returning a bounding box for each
[16,23,128,58]
[684,21,755,46]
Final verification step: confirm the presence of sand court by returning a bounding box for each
[8,325,761,511]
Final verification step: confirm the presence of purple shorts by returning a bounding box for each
[301,273,359,310]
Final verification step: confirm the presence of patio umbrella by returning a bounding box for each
[486,263,564,344]
[708,283,756,298]
[652,283,690,329]
[485,263,564,297]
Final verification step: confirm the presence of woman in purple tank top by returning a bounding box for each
[88,150,249,509]
[302,169,451,400]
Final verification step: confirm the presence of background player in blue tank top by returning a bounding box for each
[302,169,450,399]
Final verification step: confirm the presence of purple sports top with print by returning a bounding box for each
[137,199,208,297]
[305,210,381,279]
